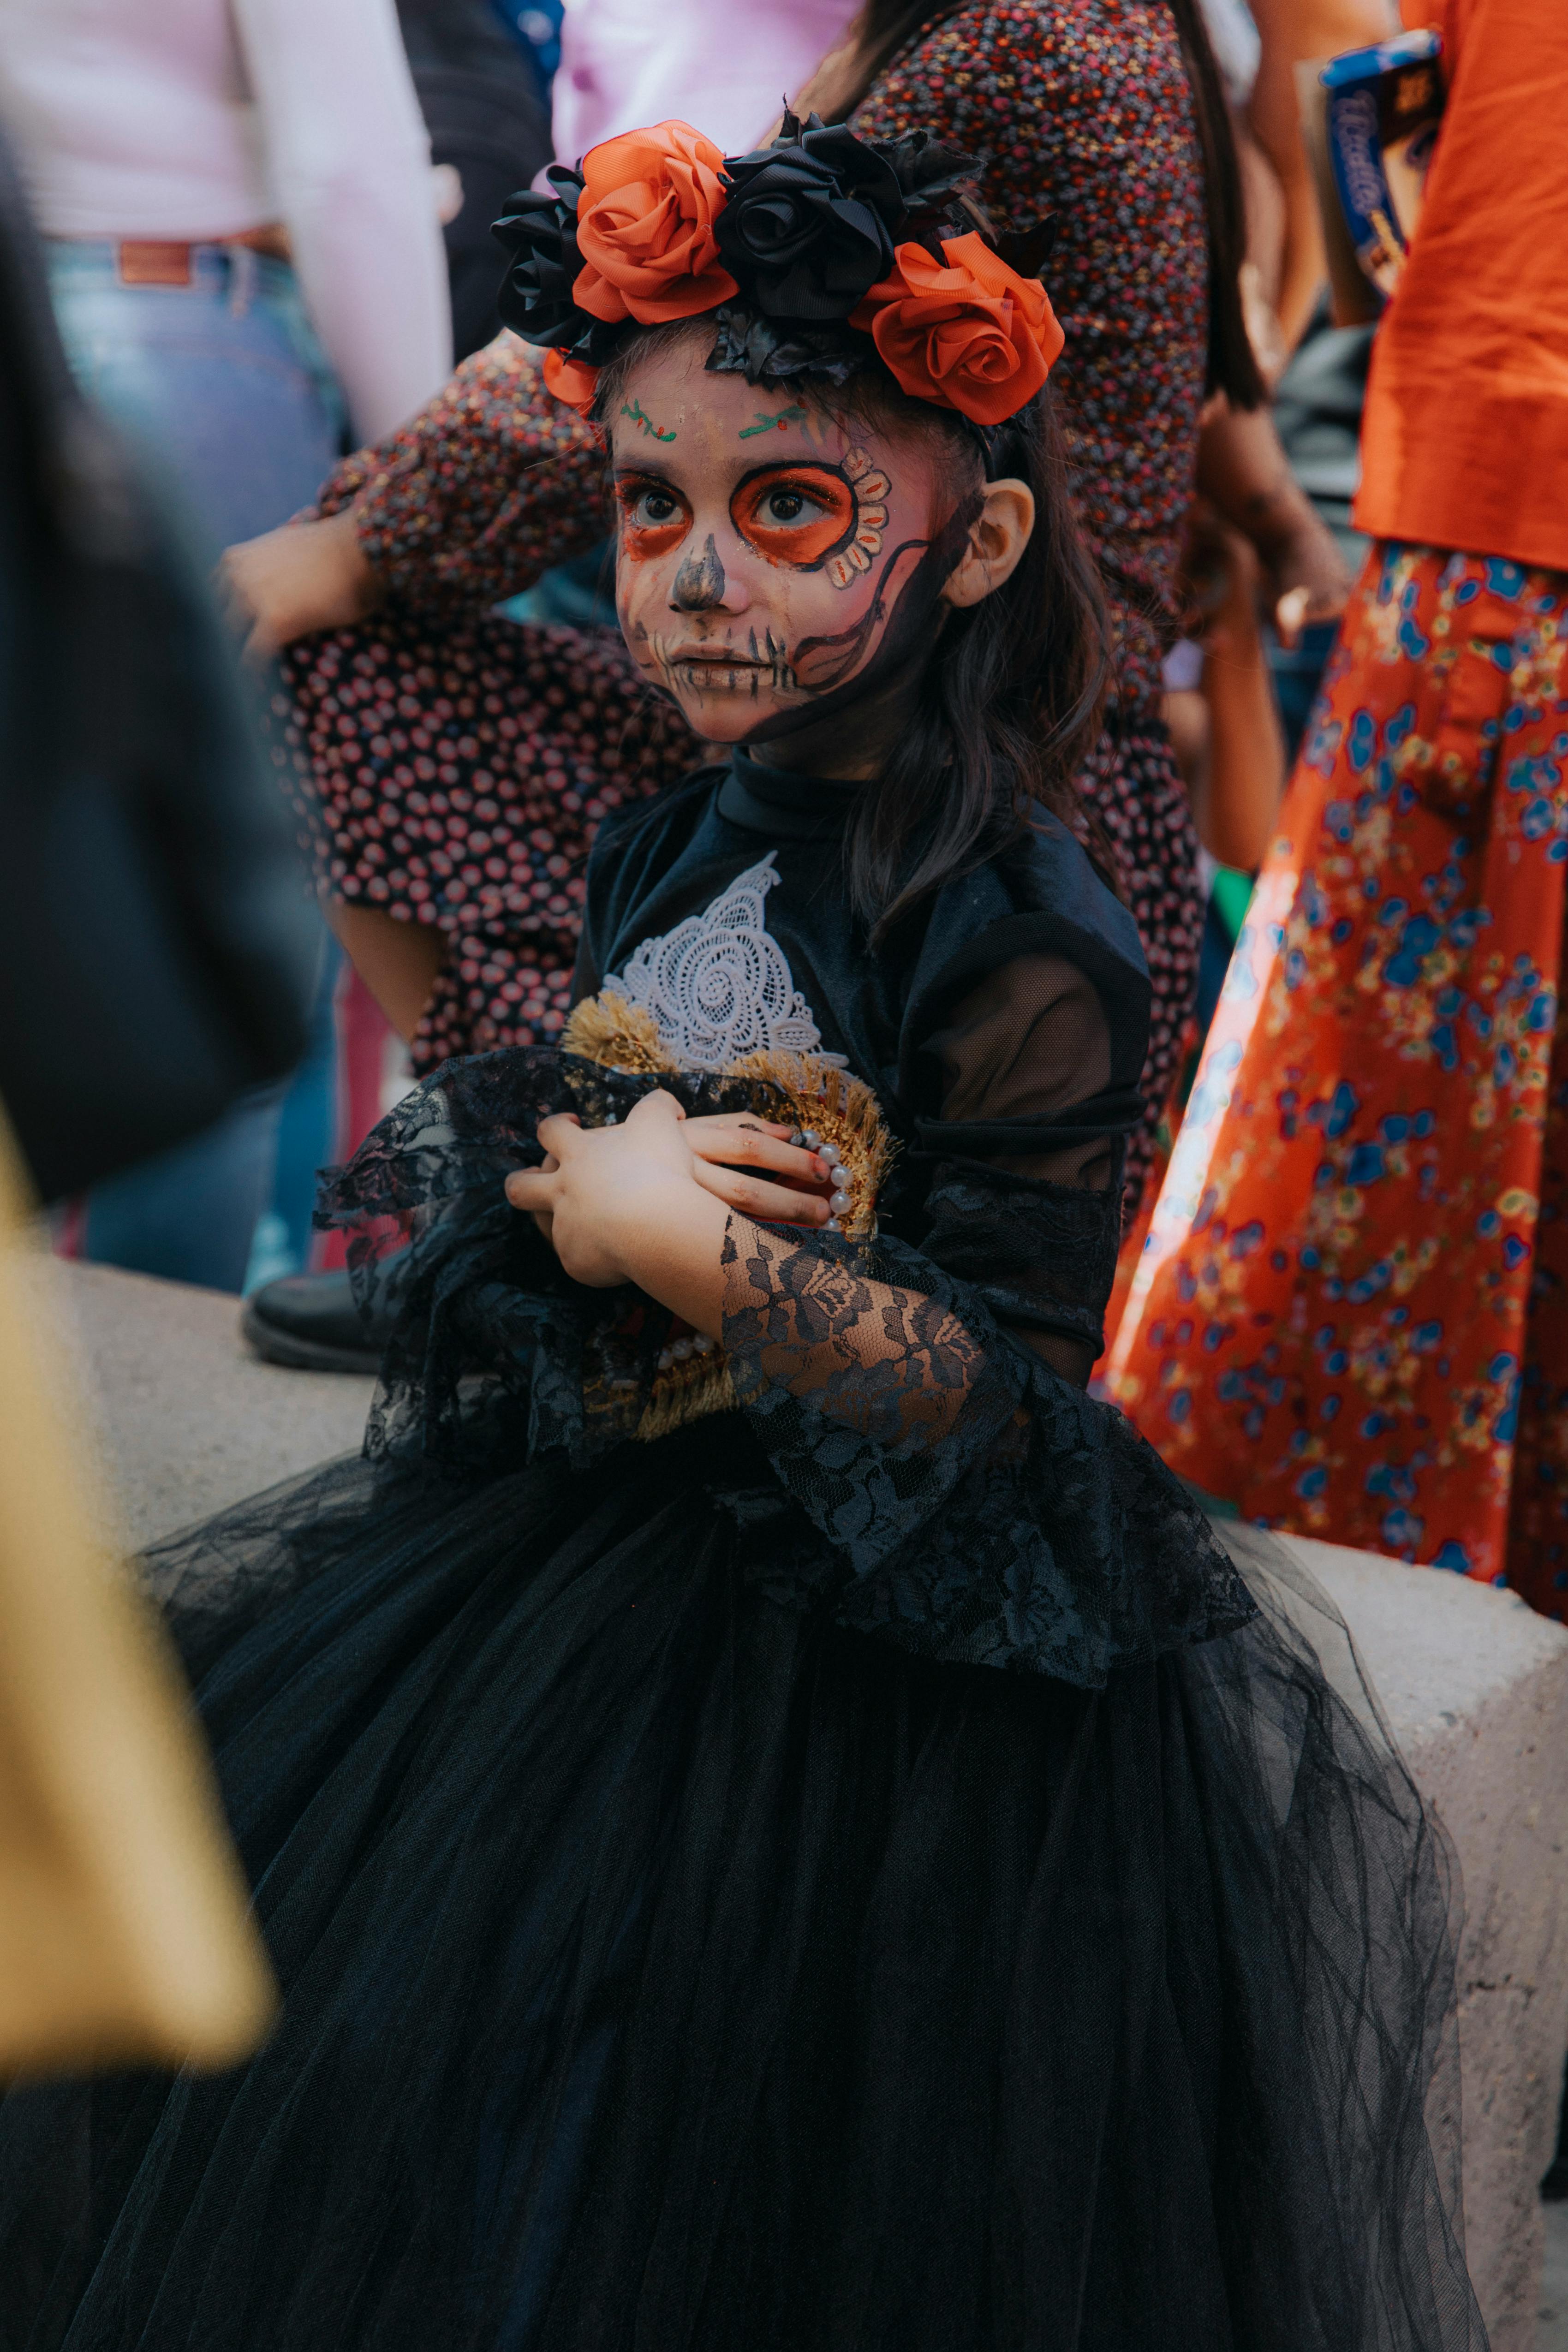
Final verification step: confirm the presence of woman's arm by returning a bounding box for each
[234,0,451,447]
[1191,533,1288,869]
[1246,0,1400,353]
[326,336,612,610]
[1196,394,1352,642]
[218,336,613,652]
[1167,506,1288,868]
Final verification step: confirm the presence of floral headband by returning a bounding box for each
[492,113,1065,433]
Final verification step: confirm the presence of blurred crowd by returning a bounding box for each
[0,0,1561,1561]
[0,0,1361,1269]
[0,0,1562,2054]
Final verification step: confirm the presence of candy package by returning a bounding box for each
[1322,29,1445,299]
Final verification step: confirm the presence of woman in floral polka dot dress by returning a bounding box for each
[238,0,1327,1212]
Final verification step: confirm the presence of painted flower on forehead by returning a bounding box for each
[851,232,1065,427]
[572,121,739,326]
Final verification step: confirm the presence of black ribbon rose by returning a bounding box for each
[495,117,985,382]
[493,167,627,362]
[715,117,974,324]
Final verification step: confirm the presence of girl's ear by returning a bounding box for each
[940,477,1036,609]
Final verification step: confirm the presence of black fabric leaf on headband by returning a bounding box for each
[706,304,1002,469]
[492,167,626,363]
[716,115,975,325]
[993,213,1061,281]
[705,304,868,387]
[879,125,980,223]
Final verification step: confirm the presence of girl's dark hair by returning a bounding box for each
[829,374,1112,941]
[808,0,1264,411]
[597,327,1112,945]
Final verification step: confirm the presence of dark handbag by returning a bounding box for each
[0,129,316,1205]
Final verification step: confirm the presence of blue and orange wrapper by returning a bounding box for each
[1323,30,1444,300]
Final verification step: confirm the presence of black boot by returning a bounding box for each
[1544,2052,1568,2199]
[241,1265,393,1375]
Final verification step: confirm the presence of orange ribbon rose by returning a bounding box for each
[850,232,1064,427]
[542,347,601,416]
[572,121,739,326]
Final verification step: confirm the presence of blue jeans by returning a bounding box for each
[48,241,345,1291]
[48,240,345,553]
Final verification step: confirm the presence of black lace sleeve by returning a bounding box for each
[719,1218,1253,1683]
[717,951,1253,1685]
[313,1048,678,1474]
[316,1016,1252,1686]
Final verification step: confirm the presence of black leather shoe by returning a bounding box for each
[241,1266,392,1374]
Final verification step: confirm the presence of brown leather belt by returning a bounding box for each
[115,226,290,286]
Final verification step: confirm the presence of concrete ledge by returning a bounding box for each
[42,1265,1568,2348]
[1540,2202,1568,2350]
[46,1260,376,1553]
[1288,1536,1568,2352]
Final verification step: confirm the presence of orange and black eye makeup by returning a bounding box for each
[613,473,691,561]
[729,464,856,570]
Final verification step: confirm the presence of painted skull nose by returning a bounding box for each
[671,533,727,612]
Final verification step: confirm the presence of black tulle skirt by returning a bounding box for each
[0,1420,1485,2351]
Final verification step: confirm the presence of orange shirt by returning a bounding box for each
[1355,0,1568,568]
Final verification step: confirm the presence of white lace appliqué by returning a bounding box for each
[610,854,843,1073]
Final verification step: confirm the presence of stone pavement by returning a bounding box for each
[40,1259,1568,2349]
[44,1259,375,1551]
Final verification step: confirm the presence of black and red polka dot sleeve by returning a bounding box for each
[314,334,613,626]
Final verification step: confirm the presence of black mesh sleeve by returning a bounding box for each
[913,949,1137,1375]
[709,946,1248,1684]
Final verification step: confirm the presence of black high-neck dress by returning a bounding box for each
[0,757,1484,2350]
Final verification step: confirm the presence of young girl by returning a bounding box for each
[227,0,1345,1254]
[1,118,1483,2351]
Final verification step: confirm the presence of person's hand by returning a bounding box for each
[1194,401,1354,650]
[679,1110,836,1218]
[1259,509,1352,649]
[1175,500,1248,643]
[503,1094,833,1287]
[1175,501,1269,663]
[215,509,385,664]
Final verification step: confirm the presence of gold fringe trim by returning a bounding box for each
[635,1352,738,1442]
[728,1050,896,1243]
[561,990,677,1076]
[579,1372,646,1444]
[562,995,897,1242]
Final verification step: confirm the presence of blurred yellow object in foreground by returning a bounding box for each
[0,1112,274,2076]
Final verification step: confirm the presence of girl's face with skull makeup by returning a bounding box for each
[608,332,1036,770]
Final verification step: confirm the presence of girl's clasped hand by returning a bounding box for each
[503,1095,834,1290]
